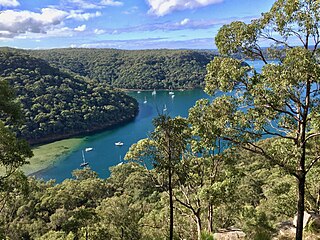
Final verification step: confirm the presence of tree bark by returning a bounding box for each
[295,174,305,240]
[207,204,213,233]
[169,166,174,240]
[316,188,320,214]
[196,212,202,240]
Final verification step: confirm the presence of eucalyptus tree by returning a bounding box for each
[0,78,32,184]
[204,0,320,239]
[125,115,189,240]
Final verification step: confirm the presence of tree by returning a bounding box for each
[0,78,32,185]
[125,115,189,240]
[205,1,320,239]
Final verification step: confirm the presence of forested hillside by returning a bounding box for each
[0,48,138,144]
[30,48,216,90]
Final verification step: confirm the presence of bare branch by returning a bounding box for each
[262,126,296,141]
[306,156,320,174]
[304,132,320,143]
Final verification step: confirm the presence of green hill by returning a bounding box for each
[0,48,138,145]
[30,48,216,90]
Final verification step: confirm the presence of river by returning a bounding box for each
[32,60,265,183]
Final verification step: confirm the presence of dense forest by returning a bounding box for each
[0,122,319,239]
[0,147,302,239]
[30,48,216,90]
[0,48,138,144]
[1,0,320,239]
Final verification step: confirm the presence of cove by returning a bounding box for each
[31,89,212,182]
[29,60,265,183]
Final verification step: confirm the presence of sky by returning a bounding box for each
[0,0,276,50]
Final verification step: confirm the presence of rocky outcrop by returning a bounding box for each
[273,212,320,240]
[213,228,246,240]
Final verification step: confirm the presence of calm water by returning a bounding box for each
[35,89,212,182]
[34,60,265,182]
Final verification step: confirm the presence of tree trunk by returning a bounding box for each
[316,188,320,214]
[169,166,174,240]
[295,175,305,240]
[207,204,213,233]
[196,212,202,240]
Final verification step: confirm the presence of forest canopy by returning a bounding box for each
[30,48,216,90]
[0,48,138,144]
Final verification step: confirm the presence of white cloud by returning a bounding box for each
[147,0,223,16]
[0,8,68,38]
[64,0,123,9]
[122,6,138,14]
[74,24,86,31]
[15,27,74,39]
[100,0,123,6]
[180,18,190,25]
[0,7,100,38]
[76,37,215,49]
[0,0,19,7]
[94,28,105,34]
[65,0,100,9]
[68,10,101,21]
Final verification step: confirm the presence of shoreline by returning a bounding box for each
[21,88,199,176]
[120,87,201,92]
[28,110,138,146]
[23,112,138,176]
[22,137,85,176]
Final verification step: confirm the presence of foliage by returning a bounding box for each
[30,48,216,90]
[204,0,320,239]
[2,136,320,239]
[0,48,138,144]
[0,74,32,187]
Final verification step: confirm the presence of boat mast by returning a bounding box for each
[82,150,86,163]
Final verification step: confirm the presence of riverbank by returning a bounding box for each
[21,138,85,176]
[28,113,138,146]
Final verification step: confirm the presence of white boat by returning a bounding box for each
[137,91,141,93]
[171,94,175,99]
[169,91,174,95]
[85,147,93,152]
[80,150,89,167]
[115,141,124,146]
[163,104,167,112]
[152,89,156,95]
[143,96,147,104]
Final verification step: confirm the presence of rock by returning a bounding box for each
[213,228,246,240]
[273,213,320,240]
[272,221,295,240]
[293,211,312,228]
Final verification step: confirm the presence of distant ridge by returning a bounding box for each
[30,48,217,90]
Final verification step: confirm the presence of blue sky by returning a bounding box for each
[0,0,275,49]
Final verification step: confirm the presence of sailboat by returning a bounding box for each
[152,89,156,96]
[80,150,89,167]
[115,141,124,146]
[117,155,123,166]
[143,96,147,103]
[168,87,174,95]
[85,147,93,152]
[163,104,167,112]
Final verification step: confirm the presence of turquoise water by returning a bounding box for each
[35,89,212,182]
[34,59,266,182]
